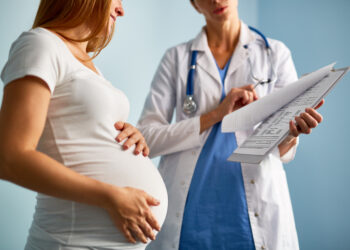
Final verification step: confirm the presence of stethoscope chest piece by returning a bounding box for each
[183,95,197,115]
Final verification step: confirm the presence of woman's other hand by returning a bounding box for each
[289,99,324,137]
[115,122,150,156]
[279,99,324,157]
[105,186,161,244]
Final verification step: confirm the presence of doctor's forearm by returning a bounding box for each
[278,135,298,157]
[200,110,222,134]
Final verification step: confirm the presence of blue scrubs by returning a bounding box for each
[179,58,255,250]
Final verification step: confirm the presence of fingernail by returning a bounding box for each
[135,151,139,154]
[124,145,129,149]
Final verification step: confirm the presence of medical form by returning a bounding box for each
[222,65,349,164]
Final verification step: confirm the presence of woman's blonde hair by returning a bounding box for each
[33,0,114,58]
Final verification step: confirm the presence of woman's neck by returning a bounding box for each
[48,25,100,75]
[205,17,241,68]
[205,17,241,53]
[53,24,90,54]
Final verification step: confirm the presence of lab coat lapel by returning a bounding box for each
[191,29,222,87]
[226,22,256,80]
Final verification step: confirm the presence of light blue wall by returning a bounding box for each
[0,1,257,249]
[258,1,350,250]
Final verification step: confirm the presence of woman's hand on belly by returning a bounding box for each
[104,185,161,244]
[114,122,150,156]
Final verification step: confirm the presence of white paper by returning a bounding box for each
[222,63,335,132]
[227,68,349,164]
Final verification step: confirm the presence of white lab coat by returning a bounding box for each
[138,22,300,250]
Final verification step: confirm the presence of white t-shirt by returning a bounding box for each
[1,27,168,249]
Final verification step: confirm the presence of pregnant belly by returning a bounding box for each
[34,145,168,246]
[74,145,168,223]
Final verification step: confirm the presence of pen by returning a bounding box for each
[253,79,271,89]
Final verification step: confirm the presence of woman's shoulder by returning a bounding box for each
[11,28,62,53]
[1,28,68,92]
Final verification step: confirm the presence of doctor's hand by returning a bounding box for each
[104,185,161,244]
[279,99,324,157]
[114,122,150,156]
[218,85,258,116]
[289,99,324,137]
[200,84,258,133]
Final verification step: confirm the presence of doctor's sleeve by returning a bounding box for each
[137,49,203,158]
[273,41,299,163]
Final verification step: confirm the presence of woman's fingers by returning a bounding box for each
[124,134,148,154]
[289,106,324,137]
[123,133,139,150]
[289,120,299,137]
[146,194,160,206]
[146,210,160,232]
[129,223,148,243]
[295,116,311,134]
[314,99,325,110]
[134,141,144,155]
[144,194,160,231]
[240,84,258,100]
[115,123,134,142]
[122,224,136,244]
[107,187,160,244]
[114,121,125,130]
[134,139,149,156]
[138,217,156,240]
[235,90,253,105]
[114,123,149,155]
[143,146,150,157]
[305,108,323,123]
[300,112,318,128]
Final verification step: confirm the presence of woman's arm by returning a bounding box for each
[0,77,160,243]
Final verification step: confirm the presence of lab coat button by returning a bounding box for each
[176,212,180,218]
[192,151,196,156]
[250,179,255,184]
[261,246,266,250]
[181,181,185,186]
[254,212,259,217]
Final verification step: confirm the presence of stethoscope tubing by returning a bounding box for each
[183,27,275,114]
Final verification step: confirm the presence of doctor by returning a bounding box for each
[135,0,324,249]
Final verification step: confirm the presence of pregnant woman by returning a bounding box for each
[0,0,167,249]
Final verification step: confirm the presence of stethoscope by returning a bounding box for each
[183,26,277,115]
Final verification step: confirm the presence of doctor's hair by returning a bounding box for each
[33,0,114,58]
